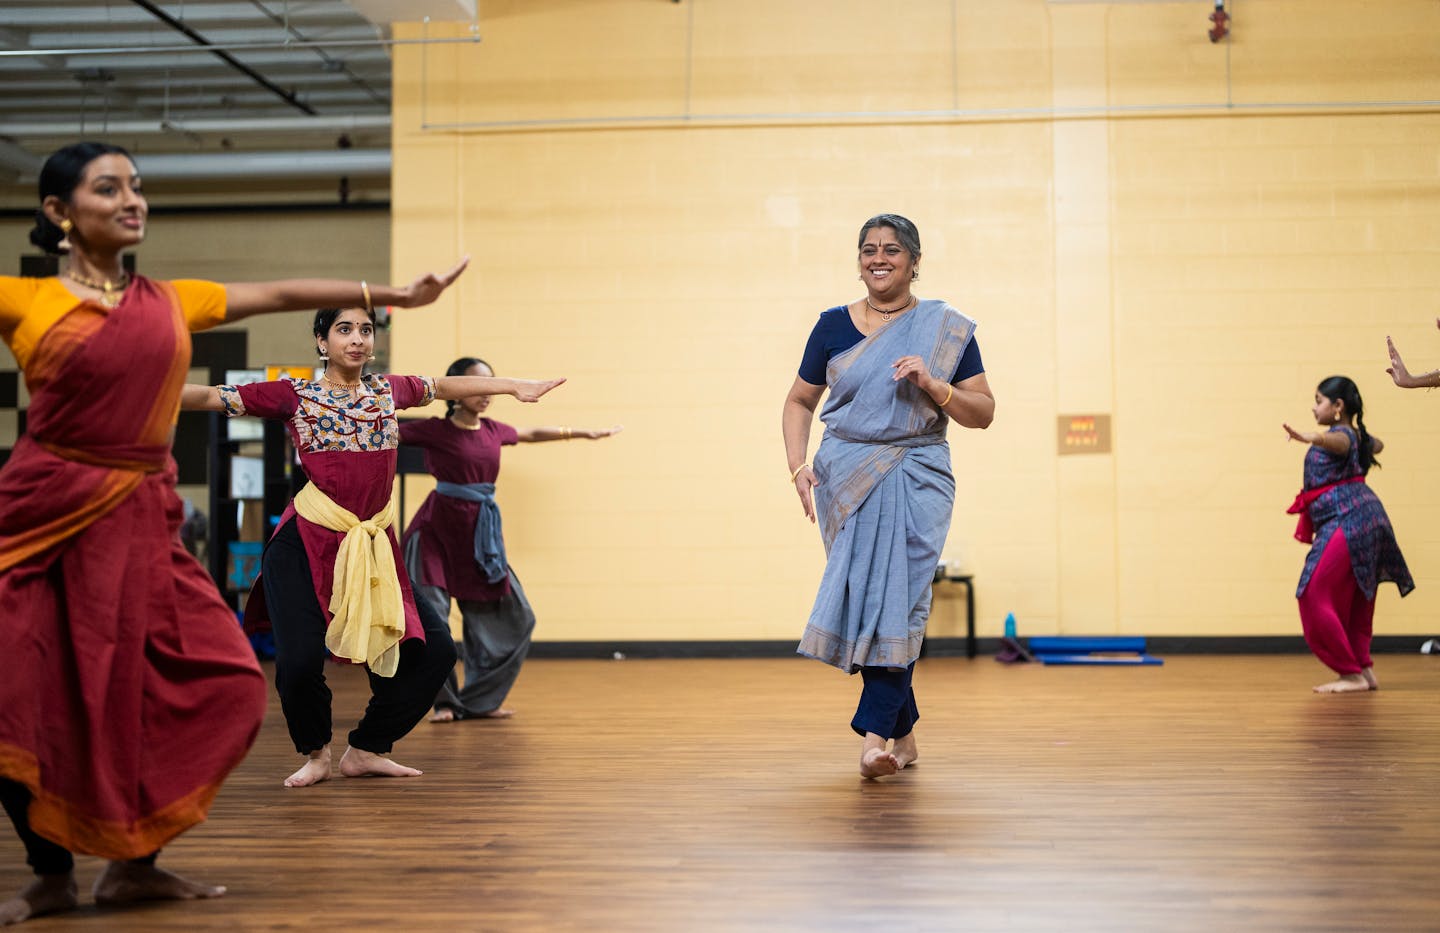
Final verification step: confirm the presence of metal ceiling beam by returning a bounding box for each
[127,0,318,115]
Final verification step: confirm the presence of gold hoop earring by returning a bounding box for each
[57,219,72,252]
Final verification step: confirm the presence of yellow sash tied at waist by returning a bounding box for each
[293,483,405,678]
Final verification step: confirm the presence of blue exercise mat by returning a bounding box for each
[1028,636,1149,654]
[1035,653,1164,666]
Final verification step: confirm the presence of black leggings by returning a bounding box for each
[1,780,158,876]
[261,517,457,755]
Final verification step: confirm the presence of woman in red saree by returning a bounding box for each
[0,142,468,926]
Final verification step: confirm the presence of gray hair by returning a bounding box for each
[856,213,921,261]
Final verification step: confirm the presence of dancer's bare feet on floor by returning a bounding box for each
[92,861,224,906]
[860,746,900,779]
[339,746,423,778]
[427,708,456,723]
[0,874,78,926]
[893,733,919,769]
[1314,673,1372,694]
[478,707,514,719]
[283,746,333,787]
[1362,667,1380,690]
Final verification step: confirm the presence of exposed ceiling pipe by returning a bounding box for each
[0,36,481,58]
[7,149,391,183]
[0,115,392,138]
[135,149,391,179]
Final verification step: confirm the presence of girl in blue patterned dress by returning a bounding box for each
[1284,376,1413,694]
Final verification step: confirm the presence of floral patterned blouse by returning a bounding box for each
[218,373,437,639]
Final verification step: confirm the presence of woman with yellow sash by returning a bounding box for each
[182,306,563,788]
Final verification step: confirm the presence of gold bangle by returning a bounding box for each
[360,280,373,314]
[938,384,954,408]
[562,427,572,440]
[790,463,809,482]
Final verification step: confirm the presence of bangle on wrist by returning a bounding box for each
[360,280,373,314]
[937,384,954,408]
[790,463,809,483]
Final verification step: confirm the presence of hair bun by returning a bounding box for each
[29,209,62,254]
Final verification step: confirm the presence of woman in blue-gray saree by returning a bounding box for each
[781,214,994,779]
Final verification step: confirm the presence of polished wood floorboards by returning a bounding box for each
[6,655,1440,931]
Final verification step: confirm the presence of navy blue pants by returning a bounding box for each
[851,663,919,739]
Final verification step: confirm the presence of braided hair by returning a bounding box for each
[1317,375,1379,473]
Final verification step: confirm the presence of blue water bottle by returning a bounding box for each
[1004,612,1017,639]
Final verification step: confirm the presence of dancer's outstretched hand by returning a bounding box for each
[396,257,470,308]
[512,378,566,403]
[582,425,624,439]
[1283,423,1313,444]
[1385,336,1414,387]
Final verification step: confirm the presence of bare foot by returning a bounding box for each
[893,733,919,770]
[0,875,78,926]
[338,746,423,779]
[478,707,515,719]
[1314,673,1372,694]
[1362,667,1379,690]
[860,746,900,779]
[283,746,333,787]
[428,708,456,723]
[93,861,224,906]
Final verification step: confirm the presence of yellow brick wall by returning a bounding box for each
[389,0,1440,641]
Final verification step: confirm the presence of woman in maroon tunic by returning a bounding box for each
[0,141,469,926]
[184,315,563,786]
[401,356,620,721]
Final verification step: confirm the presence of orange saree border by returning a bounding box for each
[138,280,191,446]
[0,743,222,861]
[0,467,142,574]
[0,281,187,574]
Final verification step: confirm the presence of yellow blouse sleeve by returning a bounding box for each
[169,279,228,332]
[0,276,46,359]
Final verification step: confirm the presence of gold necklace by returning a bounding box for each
[322,374,362,390]
[865,294,913,323]
[450,415,482,431]
[66,269,130,308]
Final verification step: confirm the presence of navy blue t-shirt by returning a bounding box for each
[797,305,984,387]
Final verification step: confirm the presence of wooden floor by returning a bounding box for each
[7,654,1440,931]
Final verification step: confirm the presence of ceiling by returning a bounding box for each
[0,0,475,186]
